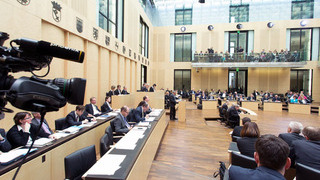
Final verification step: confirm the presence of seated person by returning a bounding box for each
[113,106,132,134]
[226,93,233,100]
[290,96,298,104]
[246,94,255,101]
[0,128,12,152]
[7,112,53,149]
[132,101,150,123]
[107,85,116,97]
[232,117,251,137]
[298,93,307,104]
[149,84,156,92]
[290,126,320,170]
[237,95,244,102]
[272,95,281,102]
[114,85,122,95]
[142,96,152,114]
[237,122,260,157]
[85,97,101,116]
[31,112,53,135]
[229,135,291,180]
[227,104,240,128]
[121,86,130,94]
[278,121,304,147]
[101,96,113,113]
[261,94,269,102]
[65,105,90,127]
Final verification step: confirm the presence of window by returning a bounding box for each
[174,70,191,91]
[229,31,248,54]
[290,28,312,61]
[291,0,314,19]
[139,18,149,58]
[175,9,192,25]
[141,65,147,88]
[229,4,249,23]
[290,69,312,95]
[174,33,192,62]
[99,0,124,42]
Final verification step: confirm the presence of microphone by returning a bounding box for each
[14,38,85,63]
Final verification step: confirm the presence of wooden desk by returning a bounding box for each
[241,101,259,111]
[202,100,218,110]
[0,116,114,180]
[288,104,311,115]
[178,100,186,122]
[264,102,282,112]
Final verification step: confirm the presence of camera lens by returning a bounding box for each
[52,78,86,105]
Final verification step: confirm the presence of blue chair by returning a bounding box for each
[296,163,320,180]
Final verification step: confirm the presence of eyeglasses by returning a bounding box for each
[24,116,32,120]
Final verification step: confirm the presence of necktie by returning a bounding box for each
[76,115,79,122]
[42,123,51,134]
[123,117,130,129]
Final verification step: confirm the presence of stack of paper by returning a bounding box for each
[62,126,82,134]
[79,121,97,128]
[53,132,70,139]
[114,129,145,150]
[86,154,126,175]
[145,117,155,122]
[108,112,118,116]
[0,148,37,165]
[26,138,53,147]
[137,121,149,127]
[96,114,110,120]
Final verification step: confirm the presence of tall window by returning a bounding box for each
[174,33,192,62]
[229,4,249,23]
[139,18,149,58]
[290,28,312,60]
[175,9,192,25]
[174,70,191,91]
[99,0,124,42]
[291,0,314,19]
[290,69,312,95]
[141,65,147,88]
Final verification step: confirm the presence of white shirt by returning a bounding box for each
[17,125,32,144]
[91,104,100,115]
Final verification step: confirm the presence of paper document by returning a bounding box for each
[148,112,160,117]
[137,122,149,127]
[108,112,118,116]
[26,138,53,147]
[62,126,82,134]
[0,148,37,165]
[96,114,110,120]
[114,128,145,150]
[86,154,126,175]
[145,117,155,122]
[53,132,70,139]
[79,121,97,128]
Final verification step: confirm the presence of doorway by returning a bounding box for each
[228,69,248,96]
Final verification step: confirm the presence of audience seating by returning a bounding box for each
[100,134,110,157]
[296,163,320,180]
[55,117,67,130]
[64,145,97,180]
[231,151,257,169]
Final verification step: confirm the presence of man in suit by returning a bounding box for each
[169,91,177,120]
[114,85,122,95]
[247,94,255,101]
[141,83,149,92]
[85,97,101,116]
[290,126,320,170]
[101,96,113,113]
[66,105,90,127]
[113,106,132,134]
[278,121,304,147]
[227,104,240,128]
[232,117,251,137]
[31,112,53,135]
[133,101,149,123]
[149,84,156,92]
[272,95,281,102]
[0,128,12,152]
[143,96,152,114]
[229,135,291,180]
[121,86,130,94]
[107,85,116,97]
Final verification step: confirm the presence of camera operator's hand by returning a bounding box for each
[82,119,89,124]
[21,123,31,133]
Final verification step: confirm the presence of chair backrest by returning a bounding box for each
[110,120,116,132]
[296,163,320,180]
[231,152,257,169]
[231,136,241,142]
[105,126,114,146]
[127,108,136,123]
[55,117,67,130]
[64,145,97,180]
[100,134,110,157]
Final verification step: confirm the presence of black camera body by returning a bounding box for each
[0,32,86,114]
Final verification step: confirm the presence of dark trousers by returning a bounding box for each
[170,106,176,120]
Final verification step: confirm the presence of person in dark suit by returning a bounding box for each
[232,117,251,137]
[121,86,130,94]
[114,85,122,95]
[65,105,90,127]
[141,83,149,92]
[169,91,177,120]
[149,84,156,92]
[272,95,281,102]
[0,128,12,152]
[142,96,152,114]
[290,126,320,170]
[106,85,116,97]
[165,91,170,109]
[85,97,101,116]
[7,112,53,149]
[101,96,113,113]
[278,121,304,147]
[31,112,53,135]
[246,94,255,101]
[261,94,269,102]
[113,106,132,134]
[229,135,291,180]
[237,122,260,158]
[132,101,149,123]
[227,104,240,128]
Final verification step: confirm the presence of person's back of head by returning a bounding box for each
[76,105,85,111]
[288,121,303,134]
[255,135,290,172]
[302,126,320,141]
[240,122,260,138]
[242,117,251,126]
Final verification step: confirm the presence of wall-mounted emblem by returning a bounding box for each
[52,1,62,22]
[76,17,83,33]
[17,0,30,6]
[93,28,98,40]
[134,53,136,59]
[115,42,119,50]
[105,35,110,46]
[129,49,132,57]
[122,46,126,54]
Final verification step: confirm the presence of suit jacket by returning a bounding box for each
[291,140,320,170]
[149,86,155,92]
[7,124,50,149]
[229,166,286,180]
[232,126,243,137]
[169,94,177,107]
[141,87,148,92]
[114,89,122,95]
[121,90,129,94]
[133,106,146,123]
[0,128,12,152]
[272,97,281,102]
[107,90,115,97]
[278,133,304,147]
[85,104,101,116]
[113,114,129,134]
[228,106,240,123]
[66,111,87,127]
[247,97,255,101]
[31,118,53,134]
[101,102,113,113]
[237,137,258,157]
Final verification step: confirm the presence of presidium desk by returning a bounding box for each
[0,115,114,180]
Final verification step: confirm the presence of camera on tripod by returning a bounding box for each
[0,32,86,114]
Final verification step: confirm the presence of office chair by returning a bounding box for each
[231,135,241,142]
[55,117,67,130]
[64,145,97,180]
[105,125,123,144]
[296,163,320,180]
[231,151,257,169]
[100,134,110,157]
